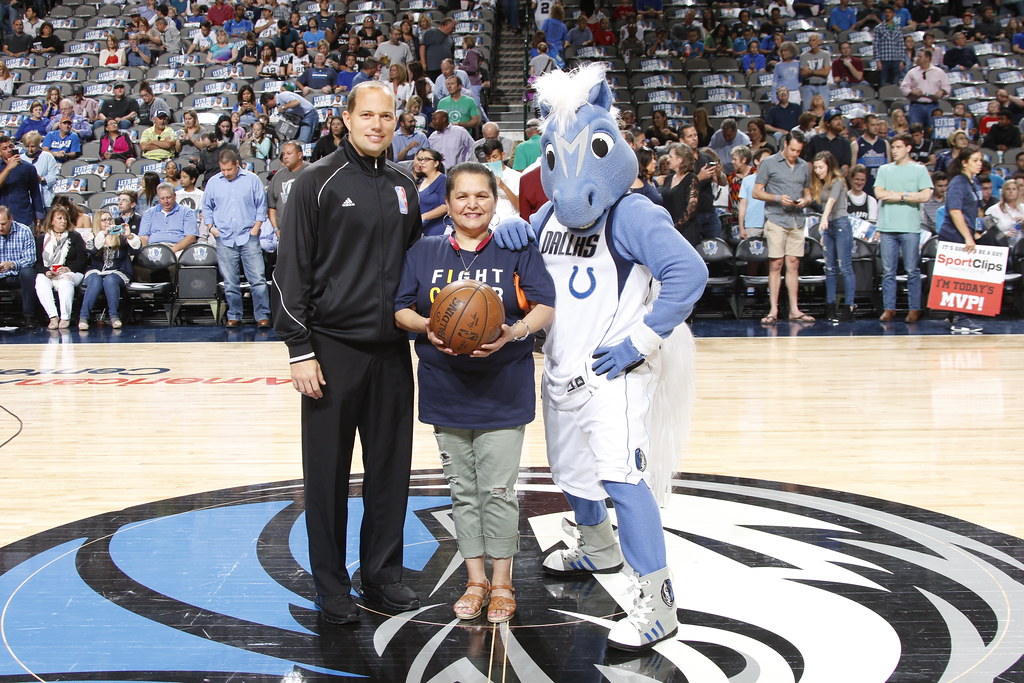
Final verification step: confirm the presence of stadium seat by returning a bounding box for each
[128,244,177,325]
[695,238,737,318]
[174,243,221,324]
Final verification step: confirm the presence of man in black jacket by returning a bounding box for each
[272,80,422,625]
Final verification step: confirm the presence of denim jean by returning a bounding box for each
[908,102,936,130]
[822,215,856,306]
[0,268,37,317]
[502,0,519,29]
[297,108,321,144]
[880,61,903,86]
[697,211,723,241]
[217,233,270,320]
[880,231,921,310]
[80,272,125,320]
[800,84,830,109]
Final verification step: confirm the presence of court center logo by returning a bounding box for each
[1,470,1023,681]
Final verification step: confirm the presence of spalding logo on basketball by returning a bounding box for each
[429,279,505,355]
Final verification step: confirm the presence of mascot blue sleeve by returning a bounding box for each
[612,193,708,338]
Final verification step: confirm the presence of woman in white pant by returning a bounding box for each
[34,204,87,329]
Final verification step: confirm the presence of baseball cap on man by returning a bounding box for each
[824,108,844,122]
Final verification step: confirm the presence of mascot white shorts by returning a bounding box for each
[542,360,660,501]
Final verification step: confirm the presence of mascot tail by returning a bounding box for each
[649,315,696,508]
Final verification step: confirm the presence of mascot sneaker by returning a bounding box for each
[607,567,679,651]
[543,516,624,576]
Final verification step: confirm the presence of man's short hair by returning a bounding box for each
[930,170,947,182]
[892,133,914,148]
[281,140,303,156]
[0,135,13,146]
[784,129,805,146]
[480,138,504,157]
[219,148,240,164]
[21,130,41,145]
[346,79,394,114]
[909,122,924,134]
[119,190,139,203]
[731,145,752,164]
[156,182,176,195]
[181,164,200,181]
[721,118,737,132]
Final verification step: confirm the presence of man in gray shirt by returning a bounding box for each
[267,141,305,248]
[753,130,814,324]
[799,33,832,108]
[419,18,455,80]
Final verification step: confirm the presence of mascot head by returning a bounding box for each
[534,63,638,232]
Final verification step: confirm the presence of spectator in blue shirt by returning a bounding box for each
[297,53,338,95]
[0,205,38,326]
[742,42,767,74]
[542,4,570,60]
[224,5,254,38]
[139,183,198,252]
[392,112,429,161]
[335,53,358,92]
[681,27,704,59]
[829,0,857,32]
[200,148,271,328]
[302,17,326,48]
[125,36,152,67]
[42,119,81,163]
[732,26,756,57]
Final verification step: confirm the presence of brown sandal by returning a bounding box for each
[487,585,516,624]
[454,581,490,620]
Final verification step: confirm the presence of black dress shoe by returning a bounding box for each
[358,581,420,611]
[315,593,360,625]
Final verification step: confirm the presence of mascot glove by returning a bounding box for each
[493,217,536,252]
[591,324,663,379]
[592,338,645,379]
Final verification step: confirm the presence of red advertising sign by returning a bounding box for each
[927,242,1010,317]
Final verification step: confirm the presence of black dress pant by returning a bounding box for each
[302,332,414,597]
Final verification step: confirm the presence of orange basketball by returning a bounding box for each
[429,280,505,355]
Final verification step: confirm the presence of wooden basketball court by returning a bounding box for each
[2,333,1020,546]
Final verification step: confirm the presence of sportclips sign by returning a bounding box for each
[927,242,1009,316]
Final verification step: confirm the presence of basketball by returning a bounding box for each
[429,280,506,355]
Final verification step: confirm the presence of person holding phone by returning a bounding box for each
[79,209,141,330]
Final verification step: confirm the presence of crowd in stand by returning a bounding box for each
[1,0,1023,333]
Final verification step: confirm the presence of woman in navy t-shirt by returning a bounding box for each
[414,149,448,236]
[395,163,555,624]
[939,145,986,333]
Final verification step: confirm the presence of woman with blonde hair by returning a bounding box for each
[0,63,14,99]
[659,142,701,243]
[79,209,141,329]
[889,108,909,137]
[811,151,856,322]
[206,29,237,63]
[985,174,1024,246]
[34,204,87,330]
[388,62,414,114]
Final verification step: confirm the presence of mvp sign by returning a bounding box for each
[927,242,1010,316]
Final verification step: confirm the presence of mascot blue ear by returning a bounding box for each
[539,99,552,119]
[587,78,613,112]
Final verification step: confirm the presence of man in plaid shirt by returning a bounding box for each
[873,6,904,86]
[0,206,37,327]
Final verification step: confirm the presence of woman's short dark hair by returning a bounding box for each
[445,162,497,199]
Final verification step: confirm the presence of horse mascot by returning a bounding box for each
[496,63,708,650]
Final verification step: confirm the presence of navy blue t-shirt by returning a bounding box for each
[940,174,982,243]
[395,234,556,430]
